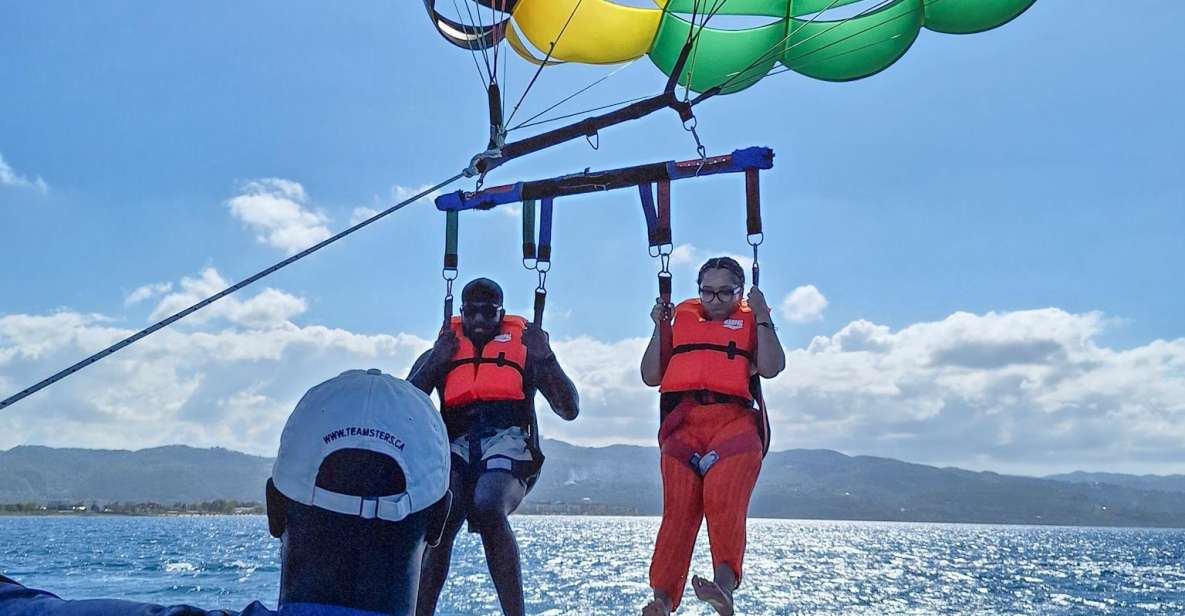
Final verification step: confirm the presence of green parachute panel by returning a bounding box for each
[432,1,1038,92]
[663,0,789,18]
[783,0,923,82]
[789,0,872,17]
[650,14,786,94]
[661,0,872,18]
[923,0,1038,34]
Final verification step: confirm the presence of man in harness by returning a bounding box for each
[408,278,580,616]
[639,257,786,616]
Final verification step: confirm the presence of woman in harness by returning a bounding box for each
[408,277,579,616]
[639,257,786,616]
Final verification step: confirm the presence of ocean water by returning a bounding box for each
[1,516,1182,615]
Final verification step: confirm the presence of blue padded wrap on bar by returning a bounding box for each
[435,182,525,211]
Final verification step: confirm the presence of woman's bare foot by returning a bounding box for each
[641,591,673,616]
[692,575,735,616]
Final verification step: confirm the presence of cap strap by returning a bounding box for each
[311,486,413,522]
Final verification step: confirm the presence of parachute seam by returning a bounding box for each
[716,0,898,93]
[778,0,923,77]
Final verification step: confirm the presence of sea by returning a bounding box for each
[1,516,1182,615]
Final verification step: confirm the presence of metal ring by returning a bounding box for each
[747,232,764,247]
[442,268,459,281]
[522,257,538,271]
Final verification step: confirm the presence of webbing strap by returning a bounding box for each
[656,181,674,374]
[537,197,554,263]
[444,210,459,269]
[671,342,754,361]
[656,181,672,246]
[443,210,460,321]
[533,289,546,329]
[744,169,763,288]
[744,169,762,236]
[535,197,554,327]
[522,199,537,261]
[658,273,673,374]
[638,183,659,247]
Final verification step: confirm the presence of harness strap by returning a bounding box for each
[537,196,554,263]
[683,389,752,407]
[660,430,762,478]
[638,183,660,247]
[671,342,753,361]
[443,210,460,321]
[534,197,554,327]
[658,274,674,373]
[745,168,763,288]
[744,169,762,237]
[656,181,674,374]
[447,356,526,377]
[656,181,672,246]
[521,199,537,262]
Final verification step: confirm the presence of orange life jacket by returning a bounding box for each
[442,315,529,408]
[660,299,755,401]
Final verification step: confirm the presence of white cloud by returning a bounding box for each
[390,184,443,204]
[226,178,331,254]
[350,184,448,227]
[780,285,828,322]
[669,243,698,266]
[349,207,379,226]
[0,305,431,455]
[147,267,307,328]
[125,282,173,306]
[773,309,1185,474]
[0,152,49,194]
[667,244,754,276]
[4,294,1184,475]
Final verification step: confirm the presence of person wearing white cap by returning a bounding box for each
[0,369,453,616]
[407,278,580,616]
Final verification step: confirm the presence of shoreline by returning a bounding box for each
[3,510,1182,530]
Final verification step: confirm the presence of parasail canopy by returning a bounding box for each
[425,0,1038,95]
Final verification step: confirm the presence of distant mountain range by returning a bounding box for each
[2,442,1182,528]
[1044,471,1185,495]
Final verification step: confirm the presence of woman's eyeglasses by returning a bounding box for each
[699,286,741,303]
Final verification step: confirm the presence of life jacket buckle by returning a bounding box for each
[726,341,738,360]
[496,352,506,367]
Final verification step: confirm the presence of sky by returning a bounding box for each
[1,1,1183,476]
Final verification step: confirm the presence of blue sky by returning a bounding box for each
[2,1,1183,475]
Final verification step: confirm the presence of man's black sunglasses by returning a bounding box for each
[461,303,502,319]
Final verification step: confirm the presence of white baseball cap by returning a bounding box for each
[271,369,449,522]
